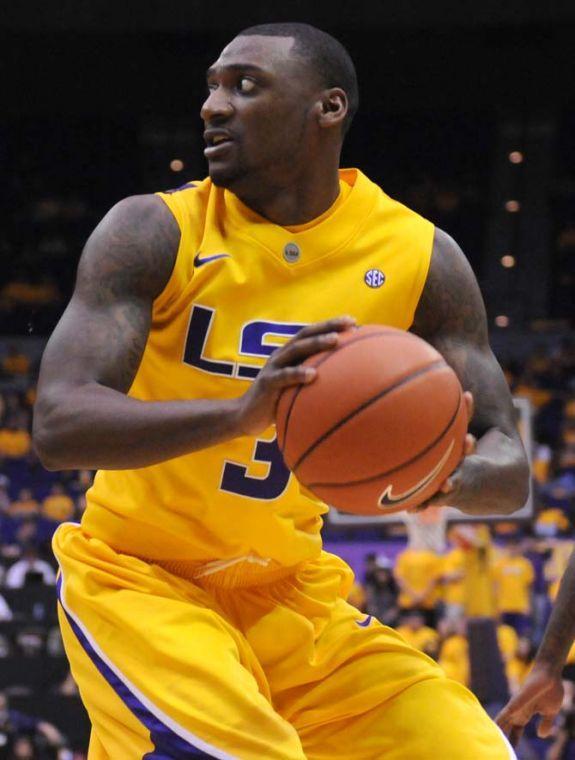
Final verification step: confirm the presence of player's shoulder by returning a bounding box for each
[79,193,181,301]
[104,193,178,236]
[154,177,213,234]
[156,177,211,206]
[159,178,206,196]
[361,170,434,226]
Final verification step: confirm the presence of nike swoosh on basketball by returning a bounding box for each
[378,439,455,508]
[194,252,231,267]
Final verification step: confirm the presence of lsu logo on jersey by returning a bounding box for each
[181,304,307,500]
[183,304,306,381]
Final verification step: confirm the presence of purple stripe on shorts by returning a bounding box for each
[56,576,220,759]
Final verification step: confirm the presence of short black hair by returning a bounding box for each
[237,22,359,135]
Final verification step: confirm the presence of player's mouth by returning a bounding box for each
[204,129,234,159]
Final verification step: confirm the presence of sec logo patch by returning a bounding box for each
[364,269,386,288]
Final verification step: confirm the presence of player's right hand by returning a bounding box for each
[234,316,356,437]
[495,663,564,746]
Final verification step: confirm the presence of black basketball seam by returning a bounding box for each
[279,328,422,450]
[293,358,448,472]
[306,389,463,489]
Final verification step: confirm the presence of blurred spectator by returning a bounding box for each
[41,486,74,524]
[1,347,30,379]
[65,471,93,501]
[347,580,367,611]
[440,533,466,620]
[7,491,39,519]
[74,495,86,521]
[0,423,32,460]
[0,277,60,311]
[0,593,13,622]
[0,481,10,513]
[0,692,64,755]
[396,610,439,658]
[545,537,575,602]
[451,524,497,618]
[531,442,552,484]
[534,508,571,538]
[438,617,469,686]
[394,545,442,626]
[46,628,64,658]
[364,554,399,626]
[540,470,575,517]
[492,540,534,636]
[55,672,78,698]
[523,537,554,647]
[5,546,56,589]
[7,735,36,759]
[506,637,534,695]
[496,621,519,687]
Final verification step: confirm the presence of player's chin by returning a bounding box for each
[207,161,242,189]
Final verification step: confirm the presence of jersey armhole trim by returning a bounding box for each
[406,221,435,330]
[153,191,192,313]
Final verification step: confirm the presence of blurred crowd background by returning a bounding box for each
[1,2,574,758]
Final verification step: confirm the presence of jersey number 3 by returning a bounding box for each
[184,305,305,500]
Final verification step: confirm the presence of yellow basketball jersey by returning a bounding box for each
[82,169,434,566]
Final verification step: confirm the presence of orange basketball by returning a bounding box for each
[276,325,468,516]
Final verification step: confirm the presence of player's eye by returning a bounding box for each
[237,77,256,94]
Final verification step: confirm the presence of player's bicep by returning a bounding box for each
[412,227,518,441]
[39,287,152,395]
[37,194,179,396]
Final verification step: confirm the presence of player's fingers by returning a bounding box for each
[290,316,356,342]
[436,477,454,494]
[509,725,525,747]
[272,332,339,367]
[495,703,514,730]
[415,489,450,511]
[494,709,509,732]
[463,391,474,422]
[264,365,317,389]
[464,434,477,456]
[537,715,555,738]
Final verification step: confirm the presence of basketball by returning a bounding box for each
[276,325,468,516]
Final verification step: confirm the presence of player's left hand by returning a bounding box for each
[495,664,564,745]
[416,392,477,511]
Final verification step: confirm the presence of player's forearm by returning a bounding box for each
[33,382,243,470]
[534,548,575,676]
[456,428,530,515]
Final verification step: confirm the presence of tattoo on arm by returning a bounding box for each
[412,227,519,441]
[39,194,180,395]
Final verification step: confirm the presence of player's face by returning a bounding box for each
[201,36,320,192]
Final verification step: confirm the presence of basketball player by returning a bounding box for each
[34,23,529,759]
[496,548,575,745]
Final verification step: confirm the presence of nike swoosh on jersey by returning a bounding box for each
[378,439,455,508]
[356,615,373,628]
[193,252,231,267]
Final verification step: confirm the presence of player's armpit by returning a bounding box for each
[411,227,529,515]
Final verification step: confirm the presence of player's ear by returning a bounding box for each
[317,88,348,130]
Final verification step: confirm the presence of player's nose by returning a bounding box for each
[200,90,234,124]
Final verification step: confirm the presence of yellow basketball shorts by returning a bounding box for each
[53,523,514,759]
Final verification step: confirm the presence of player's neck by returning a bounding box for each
[234,166,341,227]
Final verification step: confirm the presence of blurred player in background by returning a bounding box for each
[34,22,528,759]
[497,547,575,745]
